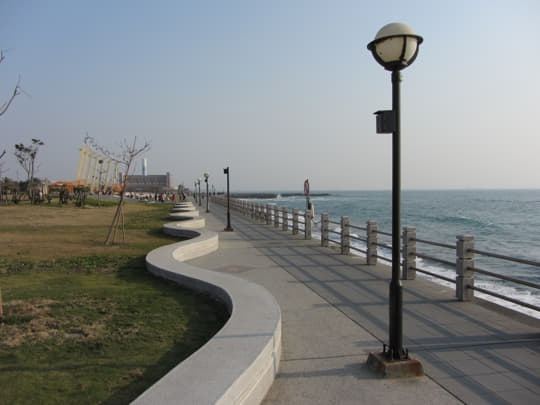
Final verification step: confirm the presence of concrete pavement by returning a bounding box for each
[187,202,535,404]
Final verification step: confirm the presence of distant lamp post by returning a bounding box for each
[204,172,210,213]
[367,23,423,367]
[223,167,233,231]
[97,159,104,207]
[197,178,202,206]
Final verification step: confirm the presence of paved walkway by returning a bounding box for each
[191,203,539,404]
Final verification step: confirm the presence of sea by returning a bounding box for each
[249,189,540,319]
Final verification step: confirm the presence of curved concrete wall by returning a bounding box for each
[164,217,205,229]
[169,210,200,218]
[133,212,281,405]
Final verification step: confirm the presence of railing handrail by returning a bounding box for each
[415,252,455,268]
[414,237,454,250]
[470,264,540,290]
[210,194,540,314]
[471,248,540,268]
[470,285,540,312]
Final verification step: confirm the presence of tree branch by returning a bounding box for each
[0,50,21,117]
[0,76,20,117]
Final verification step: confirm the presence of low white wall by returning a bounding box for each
[133,219,281,405]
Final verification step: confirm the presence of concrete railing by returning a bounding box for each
[211,195,540,314]
[134,201,282,405]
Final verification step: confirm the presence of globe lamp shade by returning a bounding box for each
[367,23,423,71]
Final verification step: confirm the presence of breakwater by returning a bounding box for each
[223,192,330,199]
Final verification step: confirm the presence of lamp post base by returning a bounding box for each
[367,351,424,378]
[224,226,234,232]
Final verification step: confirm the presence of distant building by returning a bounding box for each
[142,158,148,176]
[122,172,172,193]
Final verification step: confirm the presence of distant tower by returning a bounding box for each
[142,158,148,176]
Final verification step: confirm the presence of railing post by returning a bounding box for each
[456,234,475,301]
[321,213,329,247]
[292,208,299,235]
[305,211,312,240]
[402,226,416,280]
[282,207,288,231]
[367,220,378,265]
[274,205,279,228]
[341,216,350,255]
[257,203,262,221]
[266,204,272,225]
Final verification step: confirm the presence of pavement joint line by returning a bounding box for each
[281,353,370,362]
[411,338,540,352]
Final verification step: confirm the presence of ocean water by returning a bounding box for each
[252,189,540,319]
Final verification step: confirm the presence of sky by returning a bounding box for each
[1,0,539,192]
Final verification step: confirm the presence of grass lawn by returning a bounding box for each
[0,200,228,404]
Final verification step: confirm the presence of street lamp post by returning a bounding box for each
[204,172,210,213]
[223,167,233,231]
[367,23,423,362]
[197,178,202,206]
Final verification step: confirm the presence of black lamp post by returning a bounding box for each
[223,167,233,231]
[367,23,423,361]
[197,178,202,206]
[204,172,210,213]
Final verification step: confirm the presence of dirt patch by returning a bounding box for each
[0,297,114,347]
[6,298,56,316]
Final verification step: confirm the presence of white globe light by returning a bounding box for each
[367,23,423,71]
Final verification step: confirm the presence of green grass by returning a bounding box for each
[0,202,228,404]
[85,197,119,207]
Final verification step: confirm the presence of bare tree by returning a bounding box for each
[0,149,5,179]
[0,48,19,325]
[84,135,151,245]
[14,138,44,202]
[0,50,21,118]
[0,151,6,203]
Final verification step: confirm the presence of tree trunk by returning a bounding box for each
[120,204,126,242]
[0,288,4,325]
[105,199,122,245]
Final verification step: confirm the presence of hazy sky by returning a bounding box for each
[1,0,539,191]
